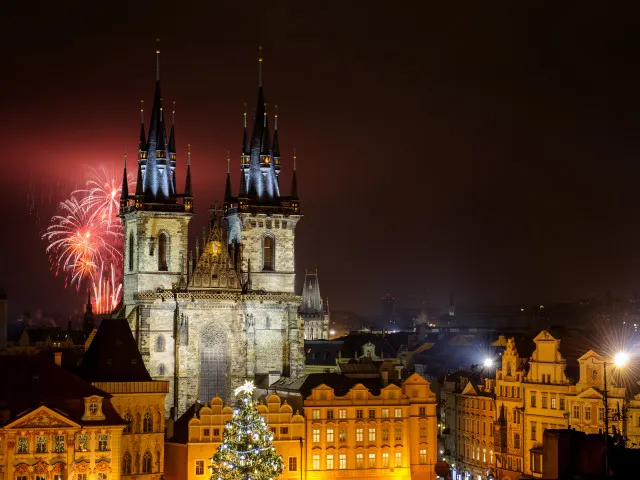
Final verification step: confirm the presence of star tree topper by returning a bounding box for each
[234,380,255,396]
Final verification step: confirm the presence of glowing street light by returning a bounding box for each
[614,351,629,367]
[603,351,630,478]
[483,358,494,368]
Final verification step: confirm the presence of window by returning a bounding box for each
[395,452,402,467]
[214,428,220,437]
[195,460,204,475]
[560,397,565,410]
[312,409,320,419]
[394,408,402,418]
[158,232,168,271]
[573,406,580,419]
[420,425,427,438]
[542,395,548,409]
[143,410,153,432]
[327,409,334,420]
[585,406,592,420]
[327,454,334,470]
[369,409,376,419]
[514,433,520,449]
[531,452,542,473]
[483,448,487,462]
[382,428,389,441]
[122,412,133,433]
[551,396,557,409]
[326,428,334,442]
[142,451,152,473]
[412,447,425,466]
[263,235,274,271]
[530,392,537,408]
[77,475,87,480]
[382,408,389,418]
[36,435,47,453]
[156,335,165,352]
[312,455,320,470]
[203,429,210,437]
[98,434,108,452]
[356,409,364,419]
[129,233,134,271]
[394,427,402,441]
[97,474,107,480]
[368,427,376,442]
[17,436,28,454]
[490,422,494,436]
[356,453,364,469]
[531,422,537,441]
[280,427,288,435]
[288,457,297,472]
[490,450,494,464]
[312,429,320,443]
[339,429,346,442]
[419,406,426,416]
[36,476,46,480]
[77,434,88,452]
[382,452,390,468]
[339,409,347,419]
[339,454,347,470]
[368,453,376,468]
[599,407,605,422]
[54,435,65,453]
[356,428,364,442]
[483,422,486,435]
[123,452,132,474]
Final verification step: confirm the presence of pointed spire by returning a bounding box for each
[224,151,232,202]
[135,161,144,197]
[291,149,298,199]
[139,100,146,151]
[239,166,248,198]
[260,102,271,155]
[184,144,192,197]
[87,288,92,311]
[272,104,280,159]
[258,45,263,87]
[156,38,161,81]
[121,153,129,203]
[168,101,176,153]
[242,103,249,155]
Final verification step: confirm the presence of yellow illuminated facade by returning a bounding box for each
[303,373,437,480]
[164,394,304,480]
[456,379,496,480]
[0,400,124,480]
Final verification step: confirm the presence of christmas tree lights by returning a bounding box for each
[210,381,285,480]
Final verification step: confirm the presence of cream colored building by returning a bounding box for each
[164,394,304,480]
[303,373,437,480]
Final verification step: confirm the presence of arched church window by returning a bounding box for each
[158,232,169,271]
[122,452,132,474]
[123,411,133,433]
[128,232,134,271]
[143,410,153,433]
[263,235,274,271]
[142,451,152,473]
[156,335,165,352]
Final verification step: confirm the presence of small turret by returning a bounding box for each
[272,104,281,176]
[83,289,94,337]
[224,151,232,204]
[184,144,193,212]
[120,154,129,210]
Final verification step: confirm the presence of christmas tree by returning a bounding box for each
[210,381,285,480]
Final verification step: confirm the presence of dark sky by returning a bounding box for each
[2,1,640,322]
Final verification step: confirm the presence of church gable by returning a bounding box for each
[189,220,241,290]
[5,405,80,430]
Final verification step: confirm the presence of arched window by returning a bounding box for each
[262,235,274,271]
[128,232,134,271]
[156,335,165,352]
[122,452,132,475]
[157,364,165,376]
[142,451,152,473]
[135,452,140,474]
[123,411,133,434]
[143,410,153,433]
[158,232,169,271]
[135,412,141,433]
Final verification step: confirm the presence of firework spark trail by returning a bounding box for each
[43,166,134,314]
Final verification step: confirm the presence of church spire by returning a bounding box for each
[169,101,176,153]
[139,100,146,152]
[120,153,129,209]
[184,144,193,212]
[224,151,232,203]
[291,149,298,199]
[272,104,281,176]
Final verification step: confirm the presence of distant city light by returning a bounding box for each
[483,358,494,368]
[614,351,630,367]
[329,329,336,335]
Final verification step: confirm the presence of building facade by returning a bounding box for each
[164,394,305,480]
[302,373,438,480]
[118,50,305,418]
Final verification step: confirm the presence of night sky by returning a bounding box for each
[2,1,640,323]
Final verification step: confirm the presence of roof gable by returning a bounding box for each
[461,382,478,396]
[4,405,80,430]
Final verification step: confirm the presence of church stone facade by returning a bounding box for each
[118,50,305,418]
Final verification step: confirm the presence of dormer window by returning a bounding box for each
[82,396,105,421]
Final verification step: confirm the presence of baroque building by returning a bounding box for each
[117,49,304,418]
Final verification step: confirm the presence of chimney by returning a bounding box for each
[54,351,62,367]
[381,370,389,386]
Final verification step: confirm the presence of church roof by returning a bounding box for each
[298,373,399,398]
[0,355,124,427]
[299,271,323,315]
[74,318,152,383]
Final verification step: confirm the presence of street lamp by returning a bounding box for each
[483,358,494,369]
[603,351,629,478]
